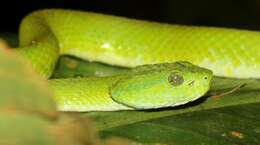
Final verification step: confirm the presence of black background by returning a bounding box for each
[1,0,260,33]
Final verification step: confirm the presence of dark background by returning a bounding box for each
[1,0,260,33]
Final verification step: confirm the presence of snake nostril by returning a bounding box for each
[188,80,195,86]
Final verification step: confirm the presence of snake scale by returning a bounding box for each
[12,9,260,111]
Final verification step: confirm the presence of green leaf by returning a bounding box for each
[100,103,260,145]
[52,56,128,78]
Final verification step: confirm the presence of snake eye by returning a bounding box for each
[168,72,184,86]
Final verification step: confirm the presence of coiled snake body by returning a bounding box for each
[14,9,260,111]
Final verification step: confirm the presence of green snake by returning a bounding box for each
[12,9,259,111]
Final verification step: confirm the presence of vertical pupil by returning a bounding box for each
[168,73,184,86]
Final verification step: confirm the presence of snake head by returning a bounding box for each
[110,61,213,109]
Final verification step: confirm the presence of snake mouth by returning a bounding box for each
[188,80,195,86]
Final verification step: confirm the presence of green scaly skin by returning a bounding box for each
[13,9,259,111]
[49,62,212,111]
